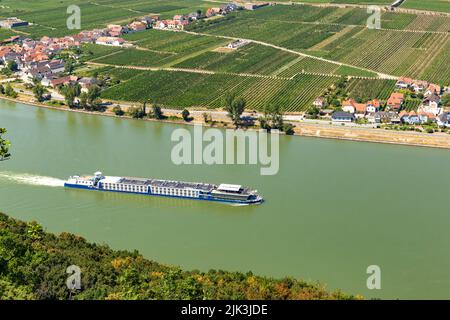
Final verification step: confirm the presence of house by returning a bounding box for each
[46,59,65,74]
[107,24,126,37]
[79,77,98,92]
[402,111,420,125]
[313,97,325,108]
[173,15,185,22]
[418,111,436,124]
[366,99,381,113]
[341,99,366,115]
[395,77,413,89]
[206,8,216,17]
[420,94,441,116]
[411,80,427,93]
[425,83,441,96]
[128,21,147,32]
[0,17,29,29]
[369,111,400,124]
[332,111,355,123]
[95,37,125,46]
[140,16,154,26]
[386,92,404,111]
[42,75,78,88]
[227,39,249,49]
[437,113,450,127]
[188,12,201,20]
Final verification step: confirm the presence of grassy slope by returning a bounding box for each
[0,212,355,300]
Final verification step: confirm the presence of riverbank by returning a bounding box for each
[2,95,450,149]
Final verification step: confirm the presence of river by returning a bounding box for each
[1,99,450,299]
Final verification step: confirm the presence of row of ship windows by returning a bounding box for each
[152,187,198,197]
[102,183,147,192]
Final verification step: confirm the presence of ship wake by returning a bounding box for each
[0,171,65,187]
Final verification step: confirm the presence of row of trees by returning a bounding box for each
[223,93,295,134]
[113,100,165,120]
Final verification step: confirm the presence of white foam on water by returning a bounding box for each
[0,171,65,187]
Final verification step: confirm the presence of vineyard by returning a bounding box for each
[100,69,337,112]
[317,28,449,83]
[346,78,397,102]
[174,43,298,75]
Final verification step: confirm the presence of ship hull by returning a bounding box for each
[64,183,263,205]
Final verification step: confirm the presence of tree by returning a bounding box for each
[270,104,284,130]
[4,83,17,98]
[79,92,89,109]
[64,61,74,74]
[0,84,4,95]
[442,94,450,107]
[128,106,145,119]
[282,123,295,135]
[0,128,11,161]
[32,84,47,102]
[6,60,18,72]
[112,106,125,116]
[202,112,210,123]
[60,83,81,108]
[181,109,191,122]
[152,104,163,120]
[87,85,101,106]
[223,93,246,128]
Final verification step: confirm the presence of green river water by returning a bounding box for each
[1,99,450,299]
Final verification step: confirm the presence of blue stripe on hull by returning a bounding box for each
[64,183,262,205]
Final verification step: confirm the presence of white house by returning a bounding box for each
[95,37,125,47]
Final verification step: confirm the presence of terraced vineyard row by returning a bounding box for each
[100,70,337,112]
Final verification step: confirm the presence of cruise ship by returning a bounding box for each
[64,172,263,205]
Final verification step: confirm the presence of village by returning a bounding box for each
[311,77,450,131]
[0,2,449,135]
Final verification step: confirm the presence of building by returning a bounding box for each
[107,24,126,37]
[342,99,366,115]
[313,97,325,108]
[386,92,404,111]
[332,111,355,123]
[0,17,29,29]
[227,39,250,49]
[420,94,441,116]
[366,99,381,113]
[95,37,125,46]
[437,113,450,127]
[128,21,147,32]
